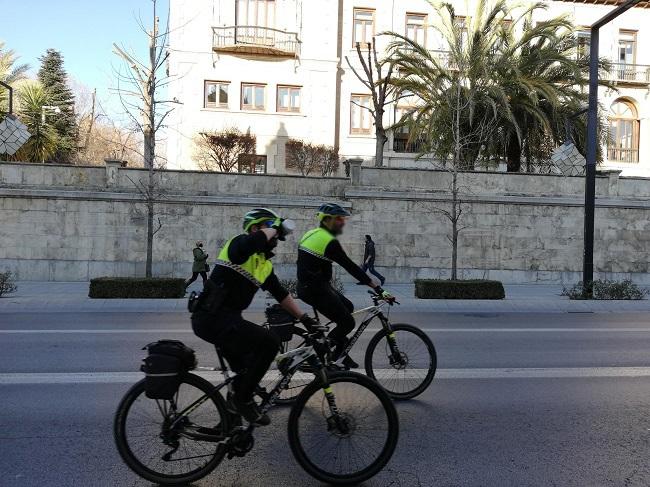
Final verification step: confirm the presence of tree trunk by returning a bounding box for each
[145,166,155,278]
[375,128,387,167]
[506,139,521,172]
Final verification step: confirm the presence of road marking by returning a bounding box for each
[3,328,650,334]
[3,367,650,385]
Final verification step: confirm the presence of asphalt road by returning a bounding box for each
[2,311,650,486]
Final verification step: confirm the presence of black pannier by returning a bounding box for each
[141,340,197,400]
[265,304,295,342]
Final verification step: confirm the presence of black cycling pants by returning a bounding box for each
[192,310,280,401]
[297,283,355,346]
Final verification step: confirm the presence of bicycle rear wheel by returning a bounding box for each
[288,371,399,485]
[114,373,230,485]
[365,323,437,400]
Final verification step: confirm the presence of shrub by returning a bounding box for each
[193,128,256,172]
[561,280,647,300]
[285,138,339,176]
[89,277,185,299]
[414,279,505,299]
[0,270,18,297]
[277,276,345,298]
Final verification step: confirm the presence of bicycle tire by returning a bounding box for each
[287,371,399,485]
[114,373,230,486]
[365,323,437,400]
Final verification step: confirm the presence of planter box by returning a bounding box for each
[414,279,505,300]
[89,277,185,299]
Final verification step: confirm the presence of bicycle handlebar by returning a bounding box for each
[367,290,400,306]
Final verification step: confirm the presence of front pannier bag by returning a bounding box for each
[265,304,295,342]
[141,340,197,400]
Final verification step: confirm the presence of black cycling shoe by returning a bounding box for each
[227,395,271,426]
[341,354,359,369]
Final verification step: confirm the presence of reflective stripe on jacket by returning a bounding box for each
[215,236,273,287]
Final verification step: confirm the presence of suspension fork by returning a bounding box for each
[379,313,404,364]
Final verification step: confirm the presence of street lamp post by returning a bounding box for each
[582,0,642,296]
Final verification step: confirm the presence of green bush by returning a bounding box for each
[0,270,18,297]
[561,280,647,300]
[89,277,185,299]
[414,279,505,299]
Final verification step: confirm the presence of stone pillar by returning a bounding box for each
[347,158,363,185]
[104,158,122,188]
[600,169,623,197]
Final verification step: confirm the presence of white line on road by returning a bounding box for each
[3,367,650,384]
[3,328,650,334]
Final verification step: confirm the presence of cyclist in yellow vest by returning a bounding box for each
[191,208,318,426]
[296,203,394,369]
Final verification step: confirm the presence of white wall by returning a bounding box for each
[167,0,650,175]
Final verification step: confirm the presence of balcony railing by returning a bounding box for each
[608,147,639,163]
[393,137,425,153]
[212,26,300,58]
[604,63,650,85]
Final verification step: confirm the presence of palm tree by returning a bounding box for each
[0,41,30,113]
[13,82,58,163]
[388,0,608,172]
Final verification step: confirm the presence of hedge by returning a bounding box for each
[414,279,505,300]
[89,277,185,299]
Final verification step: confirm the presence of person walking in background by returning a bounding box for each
[361,235,385,286]
[184,241,209,290]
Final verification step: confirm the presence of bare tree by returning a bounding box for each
[345,37,396,167]
[285,139,339,176]
[424,83,494,280]
[193,128,256,172]
[112,0,176,277]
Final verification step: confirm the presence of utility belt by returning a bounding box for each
[188,279,227,315]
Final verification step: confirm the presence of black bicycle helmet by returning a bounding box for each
[317,203,351,221]
[242,208,280,231]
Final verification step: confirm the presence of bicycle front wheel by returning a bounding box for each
[288,371,399,485]
[114,373,230,486]
[365,323,437,400]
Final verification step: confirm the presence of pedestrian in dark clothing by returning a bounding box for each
[360,235,385,285]
[184,241,209,290]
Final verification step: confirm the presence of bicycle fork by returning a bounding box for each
[382,318,406,367]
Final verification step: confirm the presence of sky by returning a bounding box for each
[2,0,170,117]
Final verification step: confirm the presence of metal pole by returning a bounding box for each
[583,0,641,296]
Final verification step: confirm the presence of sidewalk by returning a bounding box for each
[1,281,649,314]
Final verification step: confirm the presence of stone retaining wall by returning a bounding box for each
[1,161,649,283]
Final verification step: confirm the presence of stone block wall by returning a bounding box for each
[1,161,650,283]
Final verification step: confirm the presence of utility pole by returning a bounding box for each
[582,0,641,296]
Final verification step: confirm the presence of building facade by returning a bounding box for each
[167,0,650,175]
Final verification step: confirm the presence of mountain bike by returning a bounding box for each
[113,324,399,486]
[268,291,437,404]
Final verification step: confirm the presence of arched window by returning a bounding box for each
[608,99,639,163]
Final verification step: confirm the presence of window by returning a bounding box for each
[277,85,301,112]
[618,29,637,64]
[241,83,265,110]
[393,106,423,153]
[236,0,275,28]
[204,81,229,108]
[455,15,468,47]
[405,13,427,45]
[576,29,591,59]
[238,154,267,174]
[353,9,375,47]
[608,99,639,163]
[350,94,372,134]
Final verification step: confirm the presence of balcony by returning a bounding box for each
[604,63,650,85]
[608,147,639,163]
[212,26,300,58]
[393,136,425,154]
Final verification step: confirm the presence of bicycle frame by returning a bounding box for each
[334,301,394,365]
[168,333,334,440]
